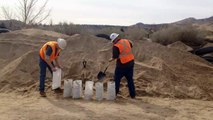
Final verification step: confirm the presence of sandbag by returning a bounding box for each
[72,80,82,99]
[52,68,61,90]
[84,81,94,100]
[95,82,104,101]
[107,81,116,100]
[63,79,73,98]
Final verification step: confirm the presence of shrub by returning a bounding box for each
[124,27,148,40]
[151,25,206,47]
[93,26,148,41]
[53,22,84,35]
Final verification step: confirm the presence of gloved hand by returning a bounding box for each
[56,64,63,69]
[51,67,57,72]
[108,58,115,62]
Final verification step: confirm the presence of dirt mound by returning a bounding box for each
[13,28,69,38]
[167,41,193,51]
[132,41,213,99]
[0,51,39,92]
[0,30,213,100]
[60,34,113,80]
[204,43,213,48]
[0,29,69,47]
[0,41,39,68]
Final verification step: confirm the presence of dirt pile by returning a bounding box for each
[0,29,213,100]
[0,28,69,47]
[0,51,38,92]
[132,41,213,99]
[13,28,69,39]
[167,41,193,51]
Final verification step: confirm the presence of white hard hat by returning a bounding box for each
[110,33,119,43]
[57,38,67,50]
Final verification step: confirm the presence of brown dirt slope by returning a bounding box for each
[167,41,193,51]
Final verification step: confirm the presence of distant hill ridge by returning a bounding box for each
[174,16,213,25]
[0,16,212,31]
[132,16,213,30]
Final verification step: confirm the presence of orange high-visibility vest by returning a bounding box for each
[114,39,134,64]
[39,41,60,62]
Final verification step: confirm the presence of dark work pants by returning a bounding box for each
[39,57,54,92]
[114,66,136,98]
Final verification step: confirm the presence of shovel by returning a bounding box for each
[97,65,109,81]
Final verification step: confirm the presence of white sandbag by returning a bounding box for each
[63,79,73,98]
[107,81,116,100]
[72,80,82,99]
[52,68,61,90]
[84,81,94,100]
[95,82,104,101]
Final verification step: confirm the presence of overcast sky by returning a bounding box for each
[1,0,213,25]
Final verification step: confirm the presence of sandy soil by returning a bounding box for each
[0,93,212,120]
[0,28,213,120]
[1,30,213,100]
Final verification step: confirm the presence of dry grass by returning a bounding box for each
[124,27,148,40]
[151,25,206,47]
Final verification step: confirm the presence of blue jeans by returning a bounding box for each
[114,66,136,98]
[39,57,54,92]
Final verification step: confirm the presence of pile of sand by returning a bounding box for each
[167,41,193,51]
[13,28,69,39]
[132,41,213,99]
[0,29,213,100]
[0,51,38,92]
[0,28,69,47]
[204,43,213,48]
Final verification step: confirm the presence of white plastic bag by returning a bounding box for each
[52,68,61,90]
[84,81,94,100]
[95,82,104,101]
[72,80,82,99]
[107,81,116,100]
[63,79,73,98]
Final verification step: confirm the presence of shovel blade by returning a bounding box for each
[97,71,106,80]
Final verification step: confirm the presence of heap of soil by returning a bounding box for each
[167,41,193,51]
[0,29,213,100]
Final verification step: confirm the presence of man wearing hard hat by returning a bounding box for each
[109,33,136,99]
[39,38,67,97]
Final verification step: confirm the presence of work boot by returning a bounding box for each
[131,96,136,99]
[40,91,47,97]
[54,88,63,94]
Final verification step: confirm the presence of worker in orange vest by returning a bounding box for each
[109,33,136,99]
[39,38,67,97]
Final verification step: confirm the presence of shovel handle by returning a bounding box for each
[103,61,112,73]
[103,65,109,73]
[83,60,87,68]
